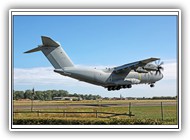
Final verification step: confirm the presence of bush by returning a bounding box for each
[13,118,167,125]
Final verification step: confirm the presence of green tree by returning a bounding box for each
[24,90,34,100]
[58,90,69,97]
[34,91,44,100]
[43,91,52,100]
[13,91,24,100]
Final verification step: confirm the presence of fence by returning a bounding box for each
[13,110,135,118]
[13,101,177,121]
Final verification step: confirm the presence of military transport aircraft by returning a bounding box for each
[24,36,164,91]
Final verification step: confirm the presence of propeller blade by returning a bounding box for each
[158,70,161,75]
[159,67,164,71]
[154,60,164,75]
[159,61,164,66]
[155,70,158,75]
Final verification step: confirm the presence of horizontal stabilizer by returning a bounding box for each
[24,36,60,53]
[24,46,42,53]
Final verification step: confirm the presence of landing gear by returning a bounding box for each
[107,84,132,91]
[108,87,111,91]
[116,86,121,90]
[122,85,127,89]
[150,84,154,88]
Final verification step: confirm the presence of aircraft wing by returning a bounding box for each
[113,57,160,73]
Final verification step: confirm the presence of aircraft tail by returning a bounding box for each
[24,36,74,69]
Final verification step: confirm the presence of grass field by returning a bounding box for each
[13,99,178,125]
[13,99,176,106]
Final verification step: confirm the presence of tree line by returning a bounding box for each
[13,90,101,101]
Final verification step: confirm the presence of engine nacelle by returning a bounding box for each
[136,67,148,73]
[144,63,157,71]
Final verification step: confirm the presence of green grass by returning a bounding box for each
[13,100,178,125]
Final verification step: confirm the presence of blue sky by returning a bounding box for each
[13,15,178,97]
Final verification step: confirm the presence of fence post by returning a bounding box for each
[161,102,164,121]
[37,110,40,117]
[64,110,66,118]
[129,102,132,117]
[95,110,98,118]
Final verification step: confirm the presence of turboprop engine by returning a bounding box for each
[135,67,148,73]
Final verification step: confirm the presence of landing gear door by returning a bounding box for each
[109,76,112,82]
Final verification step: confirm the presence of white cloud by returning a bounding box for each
[14,61,177,97]
[14,61,177,86]
[162,61,177,80]
[14,67,79,86]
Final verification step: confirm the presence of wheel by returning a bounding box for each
[116,86,121,90]
[150,84,154,88]
[127,84,132,88]
[107,86,114,91]
[107,87,111,91]
[122,85,127,89]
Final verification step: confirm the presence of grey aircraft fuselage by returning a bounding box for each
[25,36,163,91]
[54,67,163,88]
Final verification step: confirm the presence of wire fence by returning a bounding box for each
[13,101,178,121]
[13,110,135,118]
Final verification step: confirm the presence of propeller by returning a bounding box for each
[155,60,164,75]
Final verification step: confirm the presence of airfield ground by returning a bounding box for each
[13,99,178,125]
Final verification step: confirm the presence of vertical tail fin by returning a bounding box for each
[24,36,74,69]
